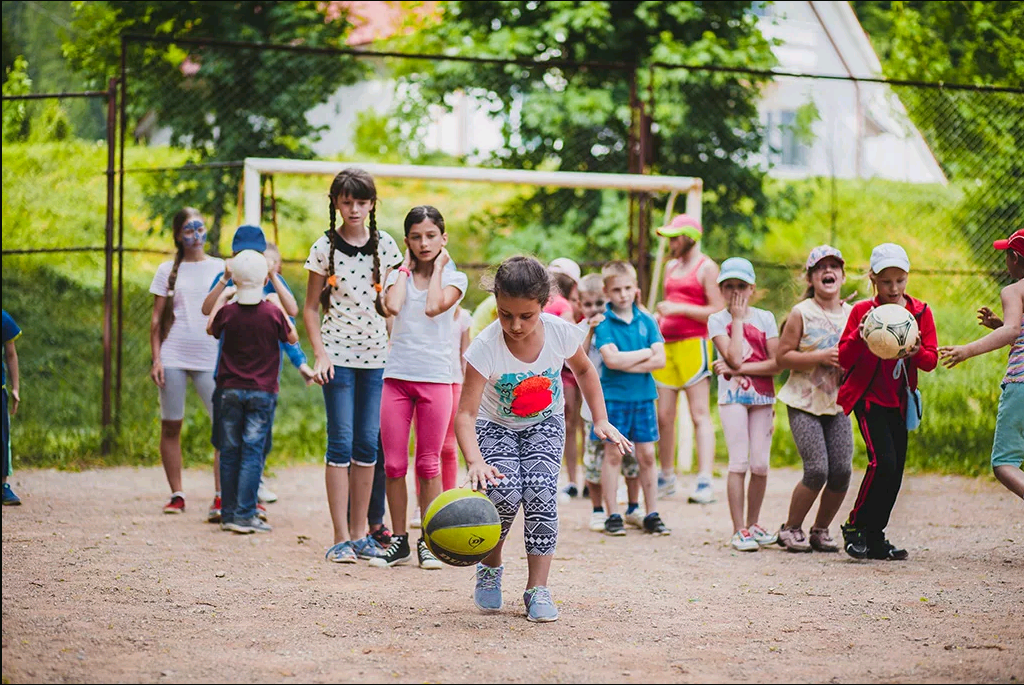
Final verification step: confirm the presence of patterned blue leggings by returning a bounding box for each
[476,415,565,556]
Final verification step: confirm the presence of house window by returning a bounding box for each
[766,109,809,168]
[750,1,772,18]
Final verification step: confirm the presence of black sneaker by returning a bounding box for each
[368,533,411,567]
[841,523,869,559]
[642,512,671,536]
[417,537,442,570]
[866,534,909,561]
[604,513,626,536]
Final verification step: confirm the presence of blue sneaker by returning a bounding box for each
[2,483,21,506]
[523,586,559,622]
[351,535,385,560]
[325,541,357,564]
[473,563,504,612]
[688,477,716,504]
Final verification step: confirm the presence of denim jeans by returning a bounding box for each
[218,388,277,523]
[322,366,383,467]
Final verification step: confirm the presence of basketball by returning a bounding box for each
[422,488,501,567]
[861,304,919,360]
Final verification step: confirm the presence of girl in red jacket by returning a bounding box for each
[837,244,937,561]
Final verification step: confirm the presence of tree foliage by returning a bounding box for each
[64,1,366,248]
[384,1,777,262]
[851,1,1023,270]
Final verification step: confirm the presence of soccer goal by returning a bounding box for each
[241,157,704,471]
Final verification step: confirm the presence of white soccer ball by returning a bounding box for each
[860,304,919,360]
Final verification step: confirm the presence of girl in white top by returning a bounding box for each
[456,256,631,623]
[708,258,780,553]
[303,168,403,564]
[148,207,225,516]
[776,246,854,553]
[369,206,468,570]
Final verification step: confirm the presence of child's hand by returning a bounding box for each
[436,247,451,270]
[588,313,605,328]
[977,306,1002,330]
[223,259,233,281]
[9,389,19,415]
[655,301,680,318]
[939,345,969,368]
[712,358,735,379]
[819,347,841,368]
[265,253,282,276]
[727,290,749,320]
[312,355,334,385]
[464,462,504,491]
[902,333,922,358]
[150,359,165,388]
[593,419,634,456]
[299,363,316,386]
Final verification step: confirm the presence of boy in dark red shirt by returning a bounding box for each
[208,249,297,533]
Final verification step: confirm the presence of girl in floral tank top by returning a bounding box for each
[775,246,855,552]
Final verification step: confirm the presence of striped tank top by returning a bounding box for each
[1004,315,1024,384]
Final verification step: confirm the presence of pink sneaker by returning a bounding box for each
[809,527,839,552]
[778,525,812,552]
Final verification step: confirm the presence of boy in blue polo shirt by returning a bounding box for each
[593,261,669,535]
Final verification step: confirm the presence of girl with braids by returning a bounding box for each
[148,207,225,515]
[303,168,403,564]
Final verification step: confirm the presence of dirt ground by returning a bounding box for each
[1,464,1021,684]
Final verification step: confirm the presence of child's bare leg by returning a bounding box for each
[634,442,658,513]
[813,487,848,529]
[326,465,352,545]
[993,465,1024,499]
[625,476,640,506]
[656,387,678,478]
[481,538,507,568]
[785,482,819,529]
[727,471,746,532]
[160,420,184,493]
[526,553,553,590]
[746,473,768,528]
[601,443,623,514]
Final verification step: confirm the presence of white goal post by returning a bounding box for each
[242,157,703,471]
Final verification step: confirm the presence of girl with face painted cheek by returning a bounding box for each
[149,207,226,517]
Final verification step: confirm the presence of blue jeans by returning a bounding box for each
[218,388,277,523]
[322,366,383,467]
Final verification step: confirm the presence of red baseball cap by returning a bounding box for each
[993,229,1024,257]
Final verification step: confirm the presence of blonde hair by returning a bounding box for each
[578,272,603,295]
[601,260,637,285]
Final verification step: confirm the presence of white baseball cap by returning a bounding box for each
[548,257,581,284]
[232,249,268,305]
[869,243,910,274]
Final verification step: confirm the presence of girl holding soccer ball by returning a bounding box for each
[836,244,937,561]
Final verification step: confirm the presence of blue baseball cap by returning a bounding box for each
[231,224,266,253]
[717,257,756,285]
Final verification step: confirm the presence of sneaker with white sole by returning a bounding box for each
[225,516,272,534]
[589,510,606,532]
[657,473,677,497]
[207,496,221,523]
[474,563,504,612]
[688,477,716,504]
[257,481,277,504]
[809,527,839,553]
[749,523,778,546]
[417,537,442,570]
[730,529,759,552]
[368,533,412,568]
[3,482,22,506]
[163,493,186,514]
[623,509,644,529]
[351,535,385,560]
[643,512,671,536]
[778,525,812,552]
[410,507,422,529]
[325,541,357,563]
[603,513,626,536]
[523,586,559,622]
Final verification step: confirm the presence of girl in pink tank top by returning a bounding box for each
[660,256,710,341]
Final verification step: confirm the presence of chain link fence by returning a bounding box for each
[3,35,1020,472]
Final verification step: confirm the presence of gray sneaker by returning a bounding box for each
[225,516,272,534]
[523,586,559,622]
[474,563,504,612]
[777,525,812,552]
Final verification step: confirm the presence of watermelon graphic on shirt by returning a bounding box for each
[510,375,554,418]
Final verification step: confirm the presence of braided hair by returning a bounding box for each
[158,207,202,341]
[320,168,386,316]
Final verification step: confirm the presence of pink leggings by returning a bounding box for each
[718,403,775,476]
[439,383,462,490]
[380,379,454,480]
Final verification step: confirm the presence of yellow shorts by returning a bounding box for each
[653,338,713,390]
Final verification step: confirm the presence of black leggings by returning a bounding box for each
[848,403,907,533]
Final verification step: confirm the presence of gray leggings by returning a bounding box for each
[786,406,853,493]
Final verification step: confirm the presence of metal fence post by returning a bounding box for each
[102,77,117,453]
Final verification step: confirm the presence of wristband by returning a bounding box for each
[398,266,412,276]
[218,277,229,287]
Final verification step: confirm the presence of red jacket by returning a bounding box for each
[837,294,938,415]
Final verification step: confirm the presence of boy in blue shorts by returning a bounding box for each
[940,229,1024,499]
[2,310,23,505]
[593,261,669,535]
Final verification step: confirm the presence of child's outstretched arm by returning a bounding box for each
[941,282,1023,368]
[977,306,1003,330]
[567,346,633,456]
[455,366,504,491]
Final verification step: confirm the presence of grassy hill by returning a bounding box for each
[2,140,1007,476]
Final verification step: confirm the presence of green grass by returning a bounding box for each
[1,140,1010,476]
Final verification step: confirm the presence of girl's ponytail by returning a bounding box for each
[368,206,386,317]
[320,199,339,311]
[159,207,201,341]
